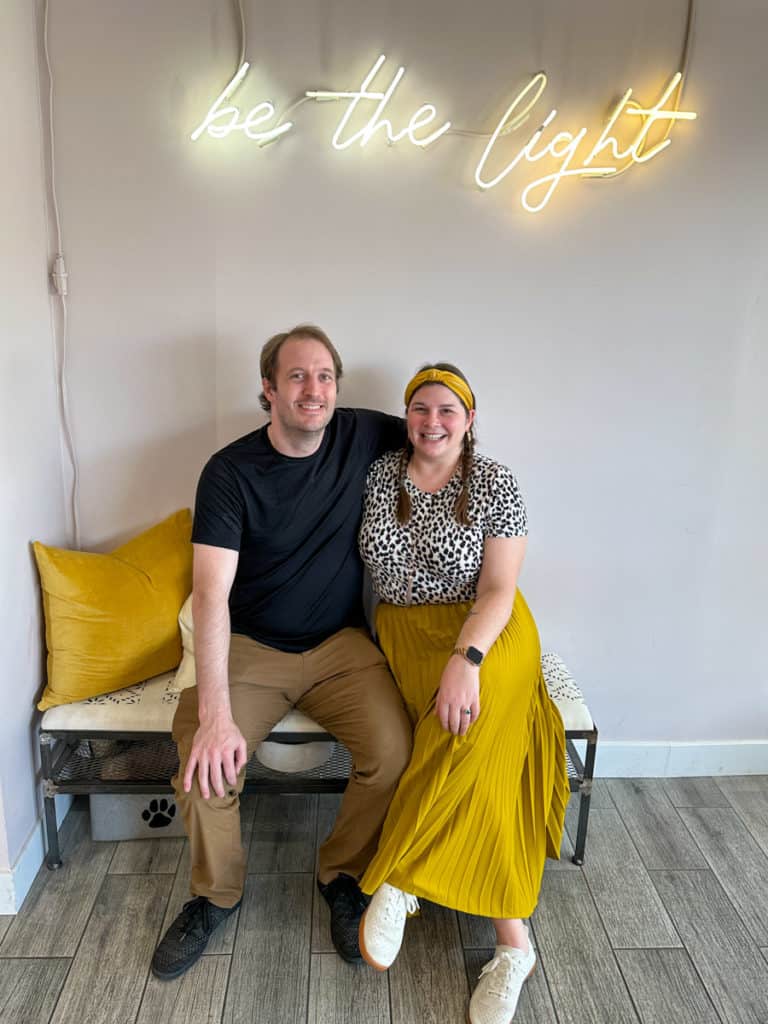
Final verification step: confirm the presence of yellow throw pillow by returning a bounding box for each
[34,508,193,710]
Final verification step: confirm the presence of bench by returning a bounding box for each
[39,652,597,868]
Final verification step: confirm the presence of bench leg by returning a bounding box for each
[40,733,63,869]
[44,794,63,869]
[572,730,598,866]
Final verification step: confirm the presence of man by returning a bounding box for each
[151,324,412,980]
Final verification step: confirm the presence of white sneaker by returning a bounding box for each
[468,930,537,1024]
[359,882,420,970]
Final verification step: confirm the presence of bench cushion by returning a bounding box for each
[40,671,327,735]
[541,652,594,731]
[41,652,593,734]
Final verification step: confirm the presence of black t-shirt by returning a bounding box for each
[192,408,405,652]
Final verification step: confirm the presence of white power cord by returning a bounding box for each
[236,0,246,70]
[43,0,80,548]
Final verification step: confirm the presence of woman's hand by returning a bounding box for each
[435,656,481,735]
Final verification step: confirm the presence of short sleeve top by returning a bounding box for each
[358,450,528,606]
[192,408,405,651]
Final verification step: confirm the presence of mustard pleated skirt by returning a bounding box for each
[360,591,569,919]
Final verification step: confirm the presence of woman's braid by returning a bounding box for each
[396,442,414,524]
[453,430,475,526]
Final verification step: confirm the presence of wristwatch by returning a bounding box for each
[454,645,484,666]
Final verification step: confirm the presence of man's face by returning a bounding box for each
[263,337,338,439]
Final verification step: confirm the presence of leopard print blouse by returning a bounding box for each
[359,450,528,606]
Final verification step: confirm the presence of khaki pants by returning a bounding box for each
[172,627,412,908]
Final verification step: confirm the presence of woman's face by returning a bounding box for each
[406,383,474,461]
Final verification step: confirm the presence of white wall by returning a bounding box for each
[40,0,219,550]
[1,0,766,891]
[0,0,68,875]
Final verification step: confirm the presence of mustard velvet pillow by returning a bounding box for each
[34,508,193,710]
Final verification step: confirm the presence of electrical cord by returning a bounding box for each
[285,0,695,153]
[43,0,80,548]
[447,0,696,150]
[583,0,696,179]
[236,0,246,71]
[230,2,311,145]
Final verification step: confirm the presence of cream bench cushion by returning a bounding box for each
[40,672,331,772]
[41,651,592,735]
[40,671,181,732]
[541,652,594,732]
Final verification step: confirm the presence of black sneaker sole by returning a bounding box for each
[151,946,206,981]
[335,946,363,965]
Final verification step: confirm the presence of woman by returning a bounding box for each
[357,364,569,1023]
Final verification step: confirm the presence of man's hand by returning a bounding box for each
[183,713,248,798]
[435,656,481,736]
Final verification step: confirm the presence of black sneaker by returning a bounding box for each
[318,874,368,963]
[151,895,241,980]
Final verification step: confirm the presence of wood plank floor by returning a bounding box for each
[1,777,767,1023]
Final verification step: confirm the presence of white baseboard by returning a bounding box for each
[0,873,14,915]
[0,794,73,915]
[592,740,768,778]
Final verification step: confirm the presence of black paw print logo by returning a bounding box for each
[142,798,177,829]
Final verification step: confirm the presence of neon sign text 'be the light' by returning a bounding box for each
[191,55,697,213]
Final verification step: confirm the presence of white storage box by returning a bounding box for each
[90,793,186,840]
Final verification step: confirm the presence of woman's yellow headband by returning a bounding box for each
[404,369,475,411]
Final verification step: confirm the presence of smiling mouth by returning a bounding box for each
[421,432,447,441]
[297,403,325,412]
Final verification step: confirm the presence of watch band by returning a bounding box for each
[454,645,484,666]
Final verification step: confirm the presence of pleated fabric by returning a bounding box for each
[361,591,570,919]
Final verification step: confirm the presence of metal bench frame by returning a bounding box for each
[40,718,597,870]
[565,727,599,866]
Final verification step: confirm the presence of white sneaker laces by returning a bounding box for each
[377,887,419,927]
[404,893,419,915]
[479,950,529,998]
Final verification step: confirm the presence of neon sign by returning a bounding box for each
[304,54,452,149]
[191,56,697,213]
[190,62,293,144]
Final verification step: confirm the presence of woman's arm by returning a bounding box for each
[435,535,527,735]
[456,534,527,651]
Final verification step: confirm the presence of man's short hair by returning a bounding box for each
[259,324,344,412]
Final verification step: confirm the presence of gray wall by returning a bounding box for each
[1,0,766,868]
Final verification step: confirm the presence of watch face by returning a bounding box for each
[466,646,484,666]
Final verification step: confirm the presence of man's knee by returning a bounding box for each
[173,774,242,813]
[354,711,413,788]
